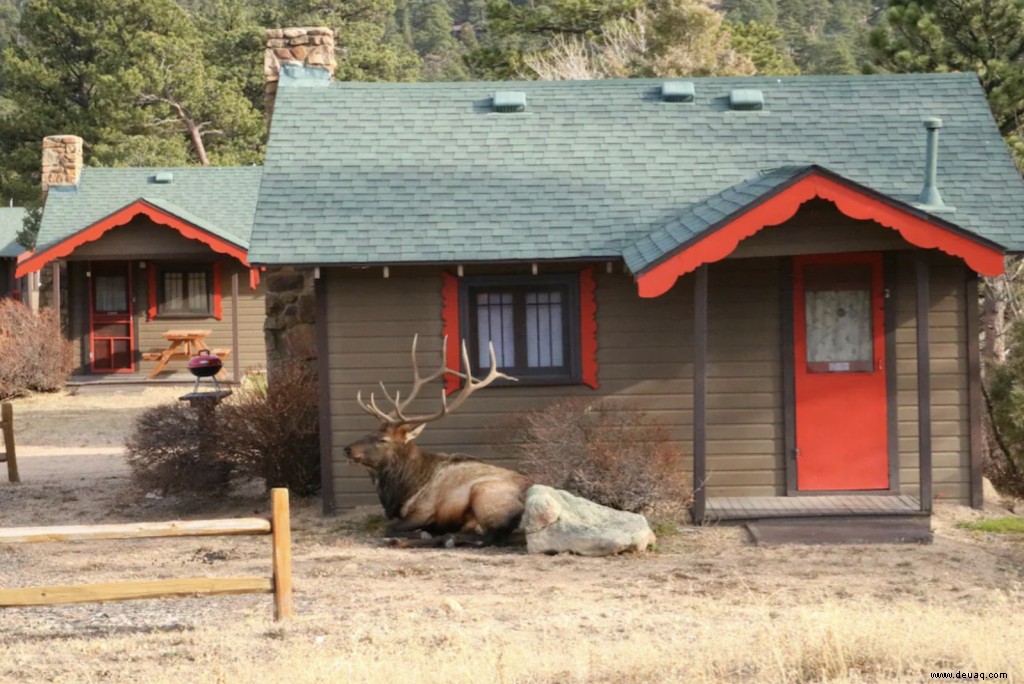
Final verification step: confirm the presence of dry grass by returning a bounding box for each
[1,389,1024,683]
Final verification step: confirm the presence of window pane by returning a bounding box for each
[476,292,514,368]
[163,273,184,311]
[805,288,872,372]
[187,272,208,311]
[94,276,127,313]
[526,291,563,368]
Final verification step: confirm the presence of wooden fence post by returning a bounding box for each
[271,488,293,621]
[1,402,18,483]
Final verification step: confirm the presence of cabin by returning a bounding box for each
[16,137,267,379]
[0,207,27,300]
[248,67,1024,523]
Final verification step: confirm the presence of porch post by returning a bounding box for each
[966,269,984,509]
[51,262,61,333]
[915,253,933,513]
[692,265,708,524]
[315,272,336,514]
[231,271,241,383]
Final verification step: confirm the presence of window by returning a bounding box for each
[460,274,581,383]
[158,265,212,316]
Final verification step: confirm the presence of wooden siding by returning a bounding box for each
[66,259,266,375]
[326,265,684,506]
[895,252,971,503]
[325,252,974,507]
[730,199,908,259]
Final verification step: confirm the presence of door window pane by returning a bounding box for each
[94,276,127,313]
[804,264,873,373]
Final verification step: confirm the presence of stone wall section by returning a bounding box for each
[264,267,317,374]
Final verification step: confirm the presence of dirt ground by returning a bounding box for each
[1,389,1023,683]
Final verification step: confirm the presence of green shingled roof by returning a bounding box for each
[249,72,1024,266]
[38,166,263,253]
[0,207,26,259]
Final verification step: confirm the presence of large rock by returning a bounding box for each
[523,485,656,556]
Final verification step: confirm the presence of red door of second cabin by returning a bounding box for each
[89,262,135,373]
[793,253,888,491]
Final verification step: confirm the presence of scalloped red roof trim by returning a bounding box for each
[16,199,249,278]
[636,171,1005,298]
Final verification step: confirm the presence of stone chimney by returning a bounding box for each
[41,135,83,194]
[264,27,336,120]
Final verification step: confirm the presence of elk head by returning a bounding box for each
[343,335,515,470]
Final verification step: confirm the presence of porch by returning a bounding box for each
[705,494,924,523]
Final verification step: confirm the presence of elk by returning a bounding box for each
[344,335,531,545]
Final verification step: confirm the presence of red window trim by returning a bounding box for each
[146,261,223,321]
[635,170,1006,298]
[440,267,598,393]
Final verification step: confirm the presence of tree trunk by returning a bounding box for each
[982,276,1008,364]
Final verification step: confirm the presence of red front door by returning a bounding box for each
[793,253,888,491]
[89,262,135,373]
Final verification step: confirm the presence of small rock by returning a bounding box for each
[144,491,163,500]
[442,598,464,615]
[523,485,657,556]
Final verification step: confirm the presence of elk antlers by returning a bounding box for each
[356,334,517,426]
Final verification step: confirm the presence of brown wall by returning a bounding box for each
[323,204,976,508]
[67,259,266,377]
[894,253,971,502]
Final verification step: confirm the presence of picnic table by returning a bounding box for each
[142,329,230,379]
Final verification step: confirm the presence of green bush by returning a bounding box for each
[125,402,234,495]
[217,363,320,496]
[0,299,73,399]
[495,398,690,515]
[985,322,1024,500]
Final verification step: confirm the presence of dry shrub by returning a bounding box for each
[125,402,234,495]
[217,363,320,495]
[496,398,689,514]
[984,321,1024,499]
[0,299,73,399]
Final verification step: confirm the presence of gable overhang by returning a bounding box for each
[15,199,250,279]
[634,167,1006,298]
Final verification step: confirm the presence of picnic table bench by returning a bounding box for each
[142,329,230,379]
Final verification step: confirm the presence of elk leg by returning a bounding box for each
[468,481,526,543]
[384,506,438,536]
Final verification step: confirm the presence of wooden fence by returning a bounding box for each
[0,402,17,483]
[0,488,293,621]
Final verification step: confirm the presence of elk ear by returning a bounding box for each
[404,423,427,442]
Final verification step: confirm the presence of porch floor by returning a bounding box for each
[67,371,242,387]
[705,495,924,522]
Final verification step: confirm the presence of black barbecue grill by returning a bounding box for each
[187,349,224,394]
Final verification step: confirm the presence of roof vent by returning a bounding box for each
[661,81,695,103]
[915,117,954,213]
[493,91,526,113]
[729,89,764,111]
[153,171,174,184]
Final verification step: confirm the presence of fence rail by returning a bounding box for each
[1,402,18,483]
[0,488,293,621]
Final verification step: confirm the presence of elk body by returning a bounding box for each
[344,336,531,544]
